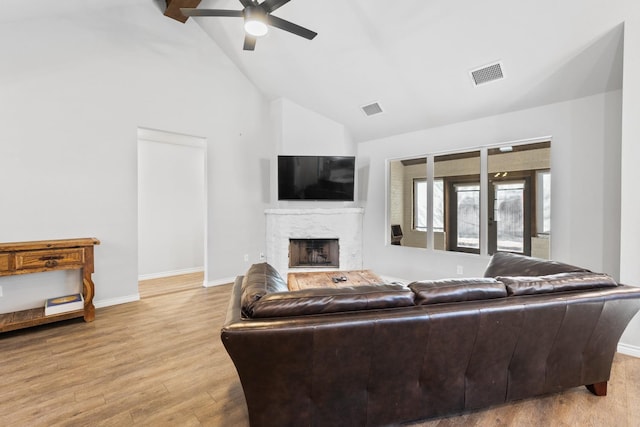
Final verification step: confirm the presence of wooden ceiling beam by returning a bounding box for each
[164,0,202,23]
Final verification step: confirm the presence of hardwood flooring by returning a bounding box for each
[138,271,204,299]
[0,275,639,426]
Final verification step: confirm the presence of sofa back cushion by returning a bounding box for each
[241,263,288,317]
[249,284,415,318]
[484,252,590,278]
[409,278,507,305]
[498,271,618,296]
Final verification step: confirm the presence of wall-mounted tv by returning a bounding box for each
[278,155,355,201]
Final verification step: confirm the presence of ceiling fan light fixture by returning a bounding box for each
[245,20,268,36]
[244,7,268,37]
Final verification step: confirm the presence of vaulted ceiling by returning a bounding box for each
[179,0,626,143]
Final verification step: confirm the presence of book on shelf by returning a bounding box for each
[44,293,84,316]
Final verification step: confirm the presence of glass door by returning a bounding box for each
[488,178,531,255]
[448,182,480,254]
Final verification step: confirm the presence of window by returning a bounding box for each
[487,141,549,257]
[494,181,525,252]
[388,157,427,249]
[413,179,427,231]
[436,150,481,254]
[537,171,551,234]
[433,179,444,232]
[454,183,480,250]
[412,178,443,232]
[388,141,550,258]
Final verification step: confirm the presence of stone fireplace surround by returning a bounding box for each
[265,208,364,277]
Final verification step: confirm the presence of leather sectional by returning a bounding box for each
[221,252,640,426]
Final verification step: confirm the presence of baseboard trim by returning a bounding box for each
[618,342,640,358]
[205,277,236,287]
[94,294,140,309]
[138,267,204,281]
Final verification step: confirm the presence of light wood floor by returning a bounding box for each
[0,276,639,426]
[138,271,204,299]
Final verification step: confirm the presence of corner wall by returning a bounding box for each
[0,0,273,310]
[619,13,640,352]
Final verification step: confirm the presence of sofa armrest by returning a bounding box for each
[224,276,245,327]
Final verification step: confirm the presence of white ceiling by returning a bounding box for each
[191,0,626,142]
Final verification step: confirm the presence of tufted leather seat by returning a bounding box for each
[221,254,640,427]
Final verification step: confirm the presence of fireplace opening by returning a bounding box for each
[289,238,339,268]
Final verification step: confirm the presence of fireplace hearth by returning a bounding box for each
[289,238,339,268]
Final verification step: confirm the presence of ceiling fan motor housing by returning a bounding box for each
[243,6,269,36]
[243,5,267,21]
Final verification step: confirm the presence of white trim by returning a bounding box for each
[205,277,236,287]
[137,127,206,148]
[94,294,140,308]
[265,208,364,215]
[202,137,209,289]
[618,342,640,358]
[138,267,204,281]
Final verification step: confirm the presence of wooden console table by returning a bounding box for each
[0,238,100,333]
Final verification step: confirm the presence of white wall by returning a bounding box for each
[138,133,205,278]
[273,98,355,155]
[270,98,358,209]
[358,91,623,283]
[359,89,640,351]
[0,0,273,310]
[619,10,640,351]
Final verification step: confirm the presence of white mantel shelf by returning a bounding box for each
[265,208,364,277]
[265,208,365,215]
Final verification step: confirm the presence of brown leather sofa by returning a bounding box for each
[221,253,640,427]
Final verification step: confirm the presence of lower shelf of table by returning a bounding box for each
[0,307,85,333]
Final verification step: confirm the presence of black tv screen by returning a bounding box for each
[278,155,355,201]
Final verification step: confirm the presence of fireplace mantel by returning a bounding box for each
[265,208,364,277]
[265,208,364,216]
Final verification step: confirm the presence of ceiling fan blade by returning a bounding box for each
[260,0,291,13]
[180,8,244,17]
[267,15,317,40]
[243,35,257,51]
[238,0,254,7]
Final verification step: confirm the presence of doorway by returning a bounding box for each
[137,128,207,297]
[447,181,481,254]
[488,177,532,256]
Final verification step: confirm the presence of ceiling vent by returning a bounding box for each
[470,62,504,86]
[361,102,384,117]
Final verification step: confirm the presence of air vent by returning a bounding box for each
[470,62,504,86]
[361,102,384,116]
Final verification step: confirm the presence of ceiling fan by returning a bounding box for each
[180,0,317,51]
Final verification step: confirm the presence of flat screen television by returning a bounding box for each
[278,155,355,201]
